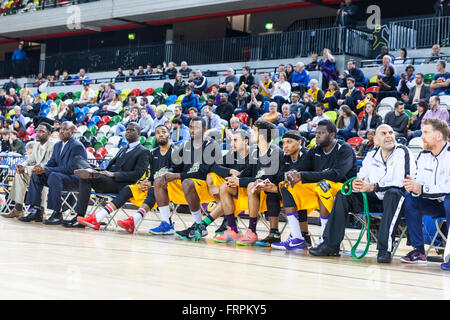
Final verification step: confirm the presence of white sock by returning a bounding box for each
[159,206,171,224]
[133,208,146,226]
[95,204,114,222]
[191,209,202,224]
[286,212,304,240]
[320,216,329,241]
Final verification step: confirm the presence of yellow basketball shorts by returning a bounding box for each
[284,180,342,214]
[167,178,215,205]
[128,184,157,209]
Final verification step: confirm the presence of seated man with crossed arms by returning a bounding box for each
[309,124,415,263]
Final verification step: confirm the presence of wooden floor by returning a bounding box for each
[1,209,450,300]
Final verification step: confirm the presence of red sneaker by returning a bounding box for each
[77,213,100,230]
[117,216,135,234]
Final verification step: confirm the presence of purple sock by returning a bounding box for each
[225,214,238,233]
[249,217,257,233]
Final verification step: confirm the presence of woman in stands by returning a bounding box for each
[13,120,29,140]
[47,102,59,120]
[275,103,296,136]
[233,86,248,115]
[336,105,358,141]
[96,84,106,103]
[164,61,178,79]
[271,72,291,110]
[358,102,382,138]
[318,48,337,91]
[377,65,398,101]
[393,48,412,67]
[173,72,188,96]
[407,99,429,140]
[285,63,295,83]
[322,80,341,111]
[239,66,255,92]
[61,104,77,124]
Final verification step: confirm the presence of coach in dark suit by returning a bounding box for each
[401,73,431,111]
[19,122,87,225]
[64,122,151,227]
[337,78,362,112]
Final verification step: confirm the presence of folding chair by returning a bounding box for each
[88,192,125,231]
[426,217,447,257]
[61,191,78,220]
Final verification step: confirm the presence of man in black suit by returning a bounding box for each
[401,73,431,111]
[337,78,362,112]
[19,122,87,225]
[64,122,150,228]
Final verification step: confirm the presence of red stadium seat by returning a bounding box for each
[235,113,248,125]
[129,88,141,97]
[358,111,364,120]
[356,87,365,96]
[366,86,379,94]
[142,88,154,97]
[86,147,95,155]
[95,147,108,159]
[101,116,111,124]
[48,93,58,101]
[347,137,364,150]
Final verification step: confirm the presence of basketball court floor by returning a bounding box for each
[0,209,449,300]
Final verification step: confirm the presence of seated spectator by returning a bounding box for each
[275,104,296,136]
[285,63,295,83]
[397,65,416,96]
[172,72,188,96]
[61,71,71,85]
[239,66,255,92]
[127,68,137,82]
[171,117,190,143]
[377,55,397,78]
[402,73,431,111]
[215,93,234,124]
[407,99,428,140]
[96,84,106,103]
[164,62,178,80]
[71,68,90,85]
[234,86,249,114]
[61,104,77,124]
[219,68,239,92]
[47,102,59,121]
[431,60,450,96]
[136,66,146,80]
[207,85,221,107]
[186,71,195,89]
[375,46,396,64]
[3,76,18,93]
[181,87,201,113]
[336,105,358,141]
[225,82,237,106]
[301,104,330,141]
[356,129,375,160]
[258,72,273,100]
[262,102,280,124]
[423,95,449,123]
[272,64,285,82]
[193,70,208,95]
[290,92,312,126]
[201,94,218,116]
[76,83,96,106]
[13,120,29,140]
[338,78,362,112]
[188,107,199,120]
[358,102,382,137]
[301,92,318,117]
[401,118,449,265]
[318,48,338,90]
[271,72,291,110]
[94,92,122,117]
[377,65,399,101]
[393,48,412,67]
[306,53,320,71]
[138,107,154,137]
[140,97,155,120]
[291,62,310,96]
[426,44,447,63]
[115,106,140,136]
[52,70,63,86]
[4,88,20,110]
[35,73,46,88]
[155,64,164,74]
[339,59,365,88]
[9,130,25,155]
[0,129,10,152]
[242,84,264,126]
[384,101,409,136]
[203,105,223,131]
[179,61,192,77]
[19,88,34,116]
[148,107,168,137]
[11,106,26,128]
[56,101,66,121]
[307,79,324,103]
[173,105,190,127]
[115,67,127,83]
[323,80,341,111]
[0,89,6,109]
[98,83,116,107]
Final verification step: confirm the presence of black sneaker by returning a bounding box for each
[309,243,340,257]
[377,250,392,263]
[255,231,281,247]
[175,223,208,241]
[214,218,228,234]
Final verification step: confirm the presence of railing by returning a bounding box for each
[0,0,101,16]
[43,26,372,75]
[360,55,450,68]
[388,16,450,50]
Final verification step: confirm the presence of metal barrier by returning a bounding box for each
[43,27,373,75]
[360,55,450,68]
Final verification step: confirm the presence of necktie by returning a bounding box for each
[207,117,212,130]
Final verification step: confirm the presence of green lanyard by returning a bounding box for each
[341,177,370,259]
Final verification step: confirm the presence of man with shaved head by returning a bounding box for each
[310,124,416,263]
[19,121,87,225]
